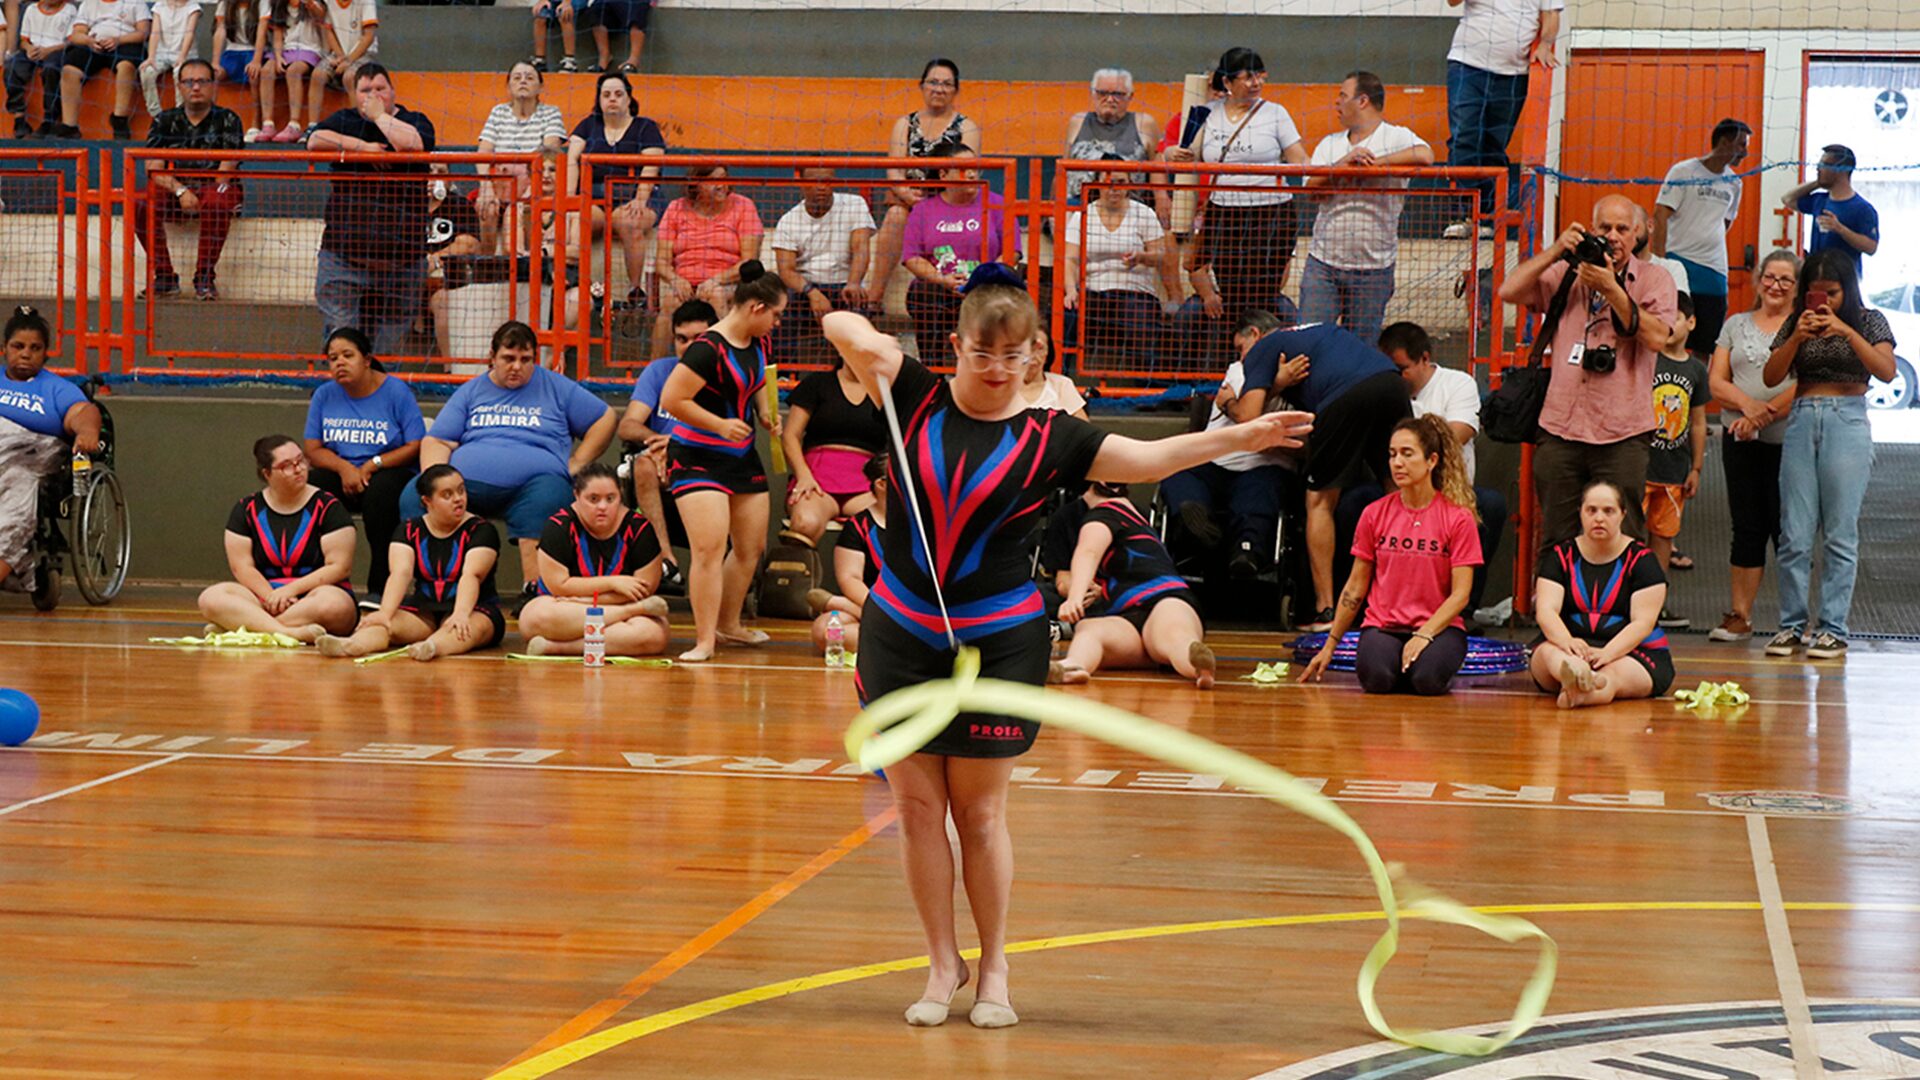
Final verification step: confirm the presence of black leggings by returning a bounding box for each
[1722,433,1783,569]
[309,464,417,597]
[1354,626,1469,696]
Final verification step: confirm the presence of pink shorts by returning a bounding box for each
[800,446,873,500]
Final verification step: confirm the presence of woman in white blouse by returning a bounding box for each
[1064,159,1182,371]
[1166,47,1308,326]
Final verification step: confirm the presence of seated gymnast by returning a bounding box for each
[318,464,506,661]
[781,352,886,548]
[1530,479,1675,708]
[197,435,358,642]
[518,462,672,657]
[803,452,888,654]
[1301,415,1482,695]
[1051,481,1216,689]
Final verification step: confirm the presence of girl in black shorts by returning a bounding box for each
[199,434,358,643]
[317,465,505,661]
[822,267,1312,1031]
[1052,482,1215,688]
[658,260,785,661]
[519,462,671,657]
[1531,479,1675,707]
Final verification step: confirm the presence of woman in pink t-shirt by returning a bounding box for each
[1302,414,1482,694]
[654,164,763,355]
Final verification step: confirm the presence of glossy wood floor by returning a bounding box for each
[4,588,1919,1079]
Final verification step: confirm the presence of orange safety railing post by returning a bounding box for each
[1048,162,1073,380]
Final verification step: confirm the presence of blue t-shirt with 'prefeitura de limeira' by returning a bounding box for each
[304,376,427,466]
[629,356,680,437]
[1240,322,1396,414]
[429,367,609,489]
[0,369,86,438]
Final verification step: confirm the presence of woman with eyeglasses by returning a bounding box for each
[864,58,983,299]
[1166,47,1308,327]
[1703,249,1798,643]
[823,264,1311,1032]
[1760,248,1898,661]
[197,433,358,641]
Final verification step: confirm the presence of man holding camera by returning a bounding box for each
[1500,194,1677,552]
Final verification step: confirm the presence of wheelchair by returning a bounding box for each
[27,377,131,611]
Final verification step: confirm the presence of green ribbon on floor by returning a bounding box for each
[843,647,1558,1057]
[149,630,305,649]
[352,647,410,665]
[504,654,675,668]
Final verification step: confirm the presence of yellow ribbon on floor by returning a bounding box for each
[149,630,305,649]
[352,647,410,665]
[504,654,675,668]
[1241,661,1291,684]
[1673,681,1750,711]
[844,647,1558,1057]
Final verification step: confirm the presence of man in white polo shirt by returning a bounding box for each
[771,165,877,361]
[1301,70,1434,348]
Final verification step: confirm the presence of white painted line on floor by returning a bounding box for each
[1747,814,1821,1080]
[0,753,187,819]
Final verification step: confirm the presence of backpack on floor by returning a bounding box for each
[756,531,821,621]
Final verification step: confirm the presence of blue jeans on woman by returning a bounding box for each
[1298,257,1396,348]
[1445,60,1530,217]
[1776,395,1874,640]
[399,471,572,544]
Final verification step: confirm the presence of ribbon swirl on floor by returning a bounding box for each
[844,646,1558,1056]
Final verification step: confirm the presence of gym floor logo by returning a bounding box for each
[1252,1000,1920,1079]
[1701,790,1860,816]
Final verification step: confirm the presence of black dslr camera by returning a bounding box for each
[1563,231,1613,268]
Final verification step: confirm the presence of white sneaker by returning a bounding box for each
[1442,221,1473,240]
[1763,629,1802,657]
[244,127,262,143]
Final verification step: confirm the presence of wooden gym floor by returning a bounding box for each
[3,588,1919,1079]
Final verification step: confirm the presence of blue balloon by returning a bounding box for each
[0,688,40,747]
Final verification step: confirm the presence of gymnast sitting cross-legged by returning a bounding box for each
[518,462,672,657]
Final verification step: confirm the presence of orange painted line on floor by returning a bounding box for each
[498,805,898,1070]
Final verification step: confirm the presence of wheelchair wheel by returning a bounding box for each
[73,468,131,604]
[30,559,61,611]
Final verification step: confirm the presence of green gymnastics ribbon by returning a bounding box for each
[150,630,306,649]
[1674,681,1750,711]
[352,647,411,665]
[844,647,1558,1057]
[1241,661,1291,684]
[505,654,675,668]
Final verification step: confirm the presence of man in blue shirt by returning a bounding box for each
[1231,318,1412,630]
[1782,143,1879,280]
[615,299,715,579]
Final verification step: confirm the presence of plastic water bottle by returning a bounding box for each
[70,450,91,482]
[583,595,606,668]
[823,611,845,668]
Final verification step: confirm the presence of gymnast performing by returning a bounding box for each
[822,264,1313,1030]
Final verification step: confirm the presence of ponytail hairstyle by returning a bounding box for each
[251,434,299,480]
[5,304,51,348]
[1395,414,1478,523]
[571,460,620,494]
[731,259,787,311]
[955,263,1038,346]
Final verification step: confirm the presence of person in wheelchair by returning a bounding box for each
[0,306,102,596]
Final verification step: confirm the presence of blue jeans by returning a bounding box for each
[1776,396,1873,640]
[1446,60,1529,216]
[3,52,62,120]
[316,248,426,359]
[1298,257,1395,348]
[399,472,572,543]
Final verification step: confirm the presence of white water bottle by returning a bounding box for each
[823,611,845,668]
[583,594,606,668]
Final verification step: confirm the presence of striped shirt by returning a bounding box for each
[478,102,566,155]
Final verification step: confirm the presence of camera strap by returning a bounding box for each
[1528,267,1581,368]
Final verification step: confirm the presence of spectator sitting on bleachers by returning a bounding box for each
[315,0,375,110]
[1064,67,1162,217]
[492,150,588,341]
[475,61,565,253]
[1335,320,1506,612]
[1301,70,1433,348]
[615,298,714,578]
[134,0,192,118]
[409,320,617,601]
[1018,330,1088,418]
[864,57,980,299]
[210,0,263,139]
[519,463,672,658]
[423,164,483,357]
[771,166,876,364]
[1064,158,1179,371]
[0,305,102,595]
[54,0,149,139]
[592,0,648,76]
[257,0,328,144]
[134,58,245,302]
[6,0,79,138]
[198,434,358,642]
[780,352,885,546]
[1159,309,1297,579]
[528,0,583,75]
[302,327,423,602]
[653,163,762,358]
[566,70,664,309]
[307,62,435,358]
[902,143,1019,357]
[1234,316,1413,630]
